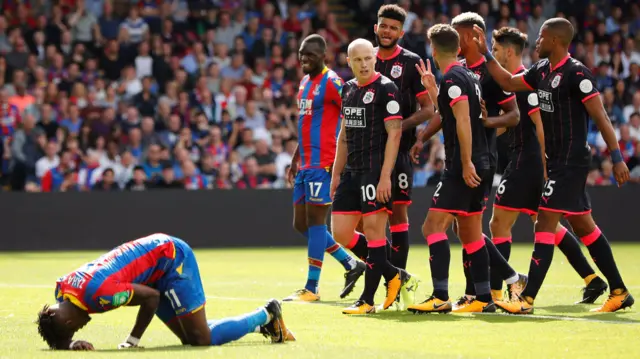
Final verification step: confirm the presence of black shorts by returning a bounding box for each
[494,160,545,215]
[333,171,392,216]
[392,152,414,205]
[430,168,493,216]
[539,165,591,216]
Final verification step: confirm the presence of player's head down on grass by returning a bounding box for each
[426,24,460,70]
[451,12,486,58]
[491,27,528,67]
[536,18,574,59]
[375,4,406,49]
[347,39,376,84]
[299,34,327,76]
[36,303,91,349]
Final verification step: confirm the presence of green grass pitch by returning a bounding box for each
[1,244,639,359]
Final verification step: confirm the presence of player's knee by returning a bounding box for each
[566,215,596,237]
[293,217,308,235]
[306,205,330,227]
[534,211,561,233]
[389,206,408,226]
[186,330,211,346]
[362,216,386,239]
[489,216,506,236]
[422,214,448,238]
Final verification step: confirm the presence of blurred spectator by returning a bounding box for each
[154,164,183,189]
[0,0,638,192]
[93,168,119,191]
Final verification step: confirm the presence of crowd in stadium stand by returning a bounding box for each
[0,0,639,192]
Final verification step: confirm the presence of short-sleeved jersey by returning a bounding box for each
[462,58,516,168]
[438,62,490,173]
[297,67,344,170]
[55,233,179,313]
[341,73,401,173]
[504,66,542,169]
[522,56,598,167]
[375,46,429,152]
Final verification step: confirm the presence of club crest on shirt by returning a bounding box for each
[390,63,403,78]
[363,89,375,104]
[313,85,320,96]
[551,74,562,88]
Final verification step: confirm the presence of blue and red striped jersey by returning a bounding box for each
[296,67,343,170]
[55,234,178,313]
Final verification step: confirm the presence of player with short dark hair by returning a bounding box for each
[285,34,365,303]
[489,27,607,304]
[37,234,295,350]
[367,3,435,308]
[331,38,416,315]
[407,24,495,314]
[474,18,634,313]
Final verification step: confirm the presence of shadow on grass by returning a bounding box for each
[538,304,592,313]
[94,339,280,352]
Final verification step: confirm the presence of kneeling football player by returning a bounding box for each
[37,233,294,350]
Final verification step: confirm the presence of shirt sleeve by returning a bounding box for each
[522,91,541,116]
[440,74,470,108]
[570,66,600,103]
[382,82,403,122]
[91,280,133,312]
[492,78,516,107]
[522,63,541,91]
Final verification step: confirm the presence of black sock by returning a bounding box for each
[463,249,475,295]
[490,237,512,291]
[359,242,385,305]
[348,232,368,261]
[465,241,492,303]
[521,232,555,300]
[390,227,410,269]
[556,228,595,279]
[582,228,626,291]
[427,233,450,301]
[485,237,517,283]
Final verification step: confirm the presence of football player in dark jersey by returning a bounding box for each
[488,27,607,304]
[331,38,417,315]
[474,18,633,313]
[407,24,496,314]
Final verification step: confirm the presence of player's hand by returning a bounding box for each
[69,340,94,351]
[376,176,392,203]
[415,59,436,90]
[613,162,630,186]
[480,99,489,125]
[286,162,298,186]
[462,162,482,188]
[472,25,488,55]
[410,140,424,164]
[330,175,340,200]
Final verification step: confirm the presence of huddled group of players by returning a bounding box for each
[36,5,634,352]
[286,5,634,316]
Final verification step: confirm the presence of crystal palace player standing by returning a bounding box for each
[373,5,434,279]
[331,38,416,315]
[284,34,364,303]
[474,18,634,313]
[488,27,607,304]
[407,24,496,314]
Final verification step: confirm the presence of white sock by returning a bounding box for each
[254,326,262,333]
[347,257,358,270]
[465,294,476,300]
[505,273,519,285]
[260,307,271,325]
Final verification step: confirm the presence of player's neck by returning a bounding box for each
[464,50,484,67]
[549,50,570,70]
[505,59,524,74]
[356,72,379,86]
[377,45,400,60]
[309,65,326,78]
[439,57,459,74]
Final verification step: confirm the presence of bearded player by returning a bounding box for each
[487,26,607,304]
[285,34,366,302]
[474,18,633,313]
[37,234,294,350]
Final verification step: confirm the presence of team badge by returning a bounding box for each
[551,74,562,88]
[390,64,403,78]
[363,90,375,104]
[313,85,320,96]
